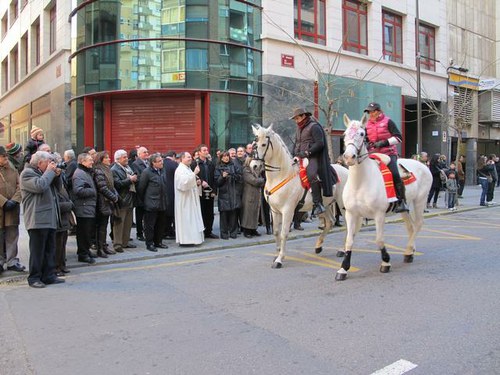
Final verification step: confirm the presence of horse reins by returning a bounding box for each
[345,139,370,164]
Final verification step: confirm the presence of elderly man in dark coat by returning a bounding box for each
[0,146,24,274]
[291,108,335,216]
[20,151,64,288]
[72,153,98,264]
[137,153,169,252]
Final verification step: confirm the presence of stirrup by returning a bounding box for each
[312,203,326,216]
[394,200,409,213]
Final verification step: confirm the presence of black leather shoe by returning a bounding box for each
[293,224,304,231]
[30,281,46,288]
[230,234,237,239]
[334,221,343,227]
[137,235,145,241]
[154,243,168,249]
[205,233,219,239]
[7,264,26,272]
[89,250,98,258]
[251,230,261,237]
[146,245,158,252]
[114,246,124,253]
[78,256,96,264]
[124,243,137,249]
[45,277,65,285]
[244,233,253,238]
[312,203,326,216]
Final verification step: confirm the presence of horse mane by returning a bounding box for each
[268,129,293,161]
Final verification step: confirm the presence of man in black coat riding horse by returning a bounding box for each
[291,108,335,216]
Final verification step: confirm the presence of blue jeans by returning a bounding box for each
[479,177,488,205]
[447,192,457,208]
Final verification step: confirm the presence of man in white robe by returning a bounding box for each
[174,152,205,246]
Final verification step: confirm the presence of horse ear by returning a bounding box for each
[251,124,260,135]
[267,123,274,132]
[343,114,351,128]
[360,113,368,128]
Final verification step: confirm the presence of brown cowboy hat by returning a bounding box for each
[290,108,312,120]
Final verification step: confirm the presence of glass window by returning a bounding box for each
[382,10,402,63]
[49,5,56,54]
[10,0,18,27]
[1,13,7,39]
[342,0,367,55]
[418,23,435,71]
[294,0,326,45]
[186,49,207,71]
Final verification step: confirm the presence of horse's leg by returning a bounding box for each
[272,209,294,269]
[335,210,359,281]
[314,204,334,254]
[272,211,282,260]
[374,214,391,273]
[402,207,423,263]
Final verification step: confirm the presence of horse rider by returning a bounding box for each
[291,108,335,216]
[364,102,409,213]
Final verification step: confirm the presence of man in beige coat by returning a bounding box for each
[0,146,24,274]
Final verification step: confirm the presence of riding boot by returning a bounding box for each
[394,181,409,213]
[311,181,325,216]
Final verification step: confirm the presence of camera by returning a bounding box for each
[56,161,67,169]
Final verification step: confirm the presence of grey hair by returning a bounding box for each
[64,149,75,160]
[30,151,52,167]
[114,149,127,162]
[77,153,90,163]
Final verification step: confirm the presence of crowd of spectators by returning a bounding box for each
[0,126,274,288]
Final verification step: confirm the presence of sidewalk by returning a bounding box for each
[0,185,495,285]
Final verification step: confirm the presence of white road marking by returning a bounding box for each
[370,359,418,375]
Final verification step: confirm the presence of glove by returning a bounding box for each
[3,200,18,211]
[297,150,310,158]
[373,140,388,148]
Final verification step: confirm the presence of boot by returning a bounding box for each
[97,248,108,258]
[311,181,325,216]
[394,181,409,213]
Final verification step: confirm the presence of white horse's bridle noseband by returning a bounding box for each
[344,126,370,164]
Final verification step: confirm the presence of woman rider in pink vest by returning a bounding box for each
[364,102,409,213]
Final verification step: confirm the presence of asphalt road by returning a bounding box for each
[0,207,499,375]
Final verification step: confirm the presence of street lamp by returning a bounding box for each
[445,64,469,162]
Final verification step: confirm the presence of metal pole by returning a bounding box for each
[415,0,422,154]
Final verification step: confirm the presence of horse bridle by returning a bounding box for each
[252,135,281,172]
[345,137,370,164]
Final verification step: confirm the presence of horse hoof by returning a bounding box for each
[380,265,391,273]
[272,262,283,269]
[403,255,414,263]
[336,251,345,258]
[335,272,347,281]
[315,247,323,254]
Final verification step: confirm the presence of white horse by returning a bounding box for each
[251,124,348,269]
[336,114,432,281]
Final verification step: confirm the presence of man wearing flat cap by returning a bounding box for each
[364,102,409,212]
[291,108,335,216]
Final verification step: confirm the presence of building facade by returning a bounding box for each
[0,0,72,153]
[1,0,498,174]
[69,0,262,154]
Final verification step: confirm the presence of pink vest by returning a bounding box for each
[366,114,398,156]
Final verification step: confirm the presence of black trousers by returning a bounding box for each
[219,210,238,237]
[143,210,167,246]
[487,181,495,202]
[96,213,110,250]
[55,230,68,271]
[135,206,145,237]
[164,214,175,237]
[28,228,56,285]
[76,217,96,257]
[200,198,214,235]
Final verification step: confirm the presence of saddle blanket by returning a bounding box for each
[369,154,397,202]
[298,158,340,191]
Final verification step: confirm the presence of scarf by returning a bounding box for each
[297,116,309,130]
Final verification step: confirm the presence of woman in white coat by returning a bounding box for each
[174,152,205,246]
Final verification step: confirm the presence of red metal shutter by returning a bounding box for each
[110,95,199,154]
